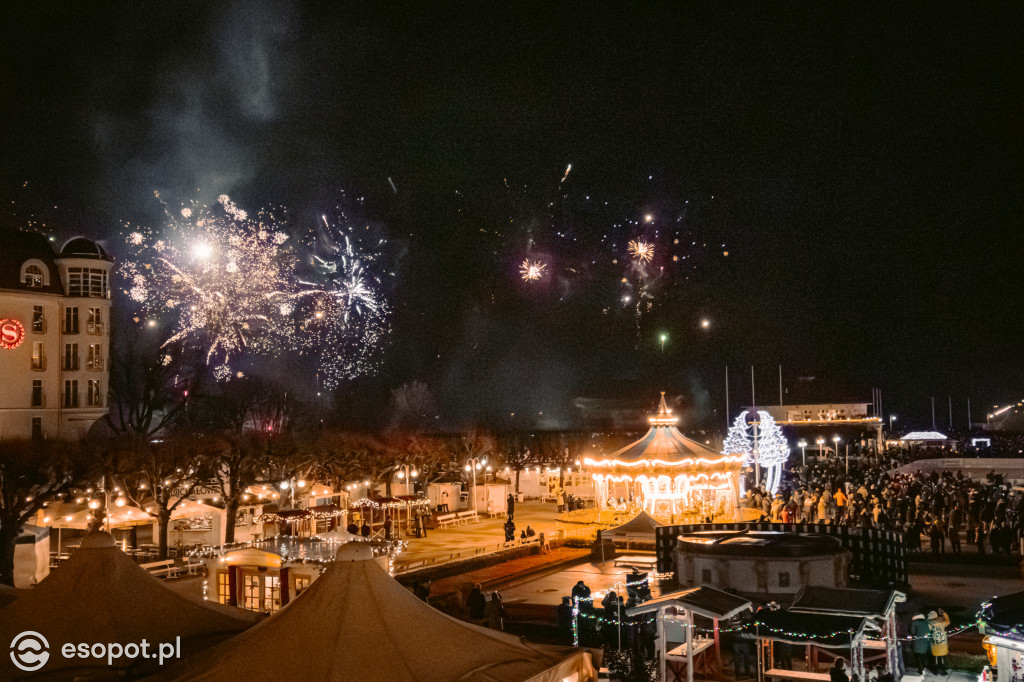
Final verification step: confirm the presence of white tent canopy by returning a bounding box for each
[157,543,597,682]
[899,431,951,442]
[0,531,258,680]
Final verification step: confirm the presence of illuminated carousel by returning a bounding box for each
[585,393,744,523]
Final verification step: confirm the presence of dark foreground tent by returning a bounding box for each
[154,543,597,681]
[0,531,257,680]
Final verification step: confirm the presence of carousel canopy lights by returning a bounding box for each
[587,392,743,520]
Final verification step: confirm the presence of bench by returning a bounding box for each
[435,513,459,529]
[141,560,179,579]
[182,556,203,575]
[764,669,831,682]
[456,511,481,525]
[614,555,657,569]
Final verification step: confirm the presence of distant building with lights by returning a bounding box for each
[0,232,113,440]
[744,402,884,453]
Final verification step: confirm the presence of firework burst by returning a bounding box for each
[289,215,391,386]
[122,195,390,384]
[121,195,295,376]
[628,239,654,263]
[519,259,547,281]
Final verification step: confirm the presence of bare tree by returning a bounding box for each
[117,438,212,560]
[188,378,297,543]
[388,381,437,430]
[499,445,534,494]
[0,439,87,585]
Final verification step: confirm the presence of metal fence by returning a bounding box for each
[655,522,908,587]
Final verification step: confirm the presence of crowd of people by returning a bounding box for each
[739,450,1024,556]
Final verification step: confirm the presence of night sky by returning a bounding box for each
[3,3,1022,431]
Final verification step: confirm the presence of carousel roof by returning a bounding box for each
[585,393,738,467]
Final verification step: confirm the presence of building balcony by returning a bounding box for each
[86,323,105,335]
[31,358,46,372]
[32,320,46,334]
[87,357,105,371]
[31,394,46,408]
[63,359,80,372]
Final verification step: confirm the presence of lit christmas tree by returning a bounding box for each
[722,411,753,462]
[756,410,790,493]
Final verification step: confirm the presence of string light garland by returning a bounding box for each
[349,496,431,509]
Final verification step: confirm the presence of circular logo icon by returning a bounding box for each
[0,319,25,350]
[10,631,49,672]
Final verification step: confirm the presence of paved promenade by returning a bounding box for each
[395,500,564,567]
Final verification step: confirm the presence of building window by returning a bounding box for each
[23,265,44,288]
[294,576,311,596]
[64,307,79,334]
[64,380,79,408]
[701,568,712,584]
[217,572,230,605]
[87,344,103,371]
[87,307,103,334]
[67,267,109,298]
[87,380,101,407]
[243,575,260,610]
[778,572,791,588]
[32,380,43,407]
[31,418,42,441]
[263,576,281,613]
[31,342,45,371]
[32,306,45,333]
[63,343,79,371]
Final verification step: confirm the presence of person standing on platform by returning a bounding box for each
[928,610,950,675]
[486,592,506,630]
[507,493,515,521]
[468,583,486,624]
[909,613,931,674]
[830,658,850,682]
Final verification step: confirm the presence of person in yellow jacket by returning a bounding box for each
[928,609,951,674]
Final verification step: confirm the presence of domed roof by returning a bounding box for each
[60,237,109,260]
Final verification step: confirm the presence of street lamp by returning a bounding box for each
[833,435,844,472]
[465,456,488,513]
[797,440,807,466]
[395,464,420,496]
[815,437,825,461]
[659,333,668,353]
[889,415,896,432]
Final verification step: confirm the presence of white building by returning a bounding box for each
[749,402,874,423]
[0,232,113,440]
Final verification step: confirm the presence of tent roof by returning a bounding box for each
[0,584,23,609]
[980,591,1024,639]
[790,586,904,620]
[753,607,874,648]
[155,543,595,682]
[628,586,751,621]
[605,511,664,538]
[0,532,257,679]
